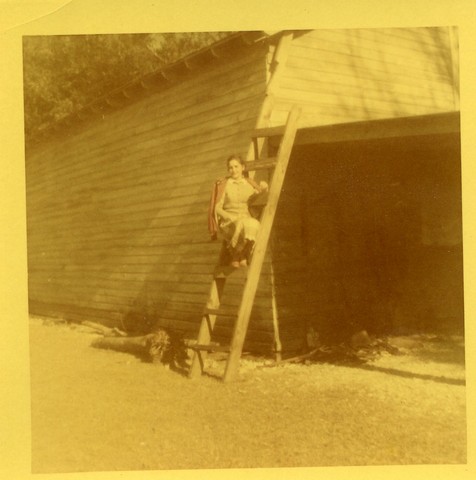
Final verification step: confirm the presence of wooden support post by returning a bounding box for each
[246,93,275,165]
[266,32,294,96]
[223,106,301,382]
[270,261,283,362]
[189,277,225,378]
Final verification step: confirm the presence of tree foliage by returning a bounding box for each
[22,32,230,140]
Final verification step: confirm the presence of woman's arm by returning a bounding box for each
[215,194,232,221]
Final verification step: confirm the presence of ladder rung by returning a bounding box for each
[251,125,286,138]
[190,344,231,353]
[203,306,236,317]
[244,158,277,171]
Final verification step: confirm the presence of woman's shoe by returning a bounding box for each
[241,240,255,264]
[229,245,241,268]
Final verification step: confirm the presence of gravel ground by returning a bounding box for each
[28,316,466,473]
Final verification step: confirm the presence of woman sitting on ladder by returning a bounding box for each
[208,154,268,268]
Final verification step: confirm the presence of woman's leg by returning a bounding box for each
[239,218,260,265]
[242,217,260,242]
[230,218,245,249]
[223,219,243,268]
[224,217,260,268]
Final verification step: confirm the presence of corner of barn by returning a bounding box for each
[268,28,463,352]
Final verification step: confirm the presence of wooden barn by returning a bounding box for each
[25,28,463,357]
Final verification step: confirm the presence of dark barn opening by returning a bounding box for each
[273,116,463,351]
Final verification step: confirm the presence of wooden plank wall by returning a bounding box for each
[26,43,276,351]
[271,28,458,127]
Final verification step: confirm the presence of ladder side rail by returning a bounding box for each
[223,106,301,382]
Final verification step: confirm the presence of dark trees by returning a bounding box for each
[22,32,230,140]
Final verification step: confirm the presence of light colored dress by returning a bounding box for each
[214,177,261,249]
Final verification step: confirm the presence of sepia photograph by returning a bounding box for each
[22,26,466,472]
[1,2,475,479]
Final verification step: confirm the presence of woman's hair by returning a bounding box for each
[226,154,245,166]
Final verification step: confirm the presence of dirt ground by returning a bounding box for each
[28,315,466,473]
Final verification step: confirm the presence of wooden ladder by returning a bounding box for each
[189,106,301,382]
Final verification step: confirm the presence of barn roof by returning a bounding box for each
[292,111,460,147]
[31,30,280,145]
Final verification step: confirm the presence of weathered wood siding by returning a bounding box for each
[271,28,458,127]
[26,42,275,350]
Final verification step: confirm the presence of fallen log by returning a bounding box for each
[91,329,189,368]
[92,335,150,356]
